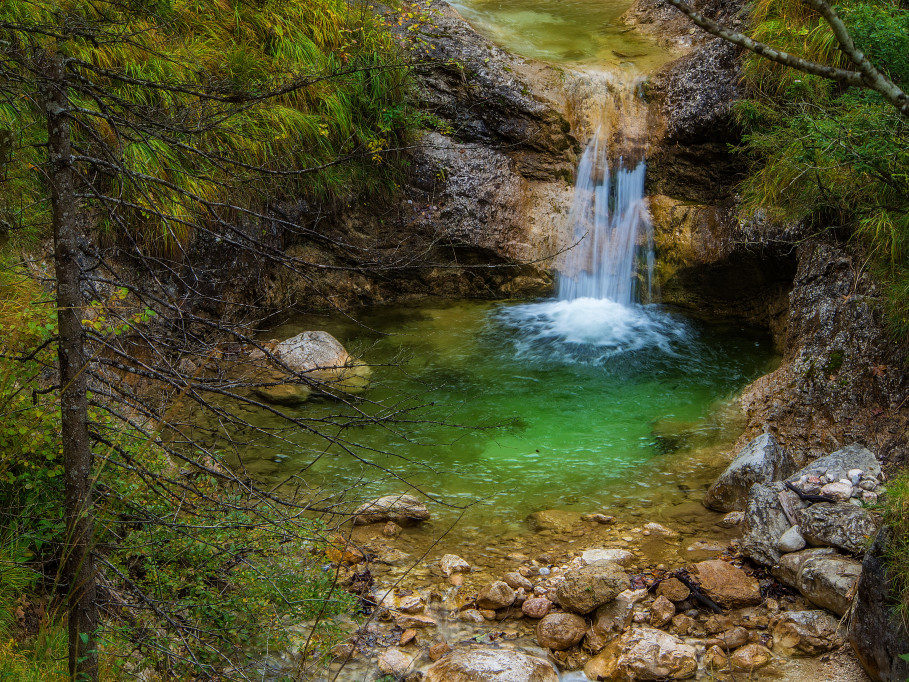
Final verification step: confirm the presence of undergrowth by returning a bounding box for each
[734,0,909,337]
[882,472,909,624]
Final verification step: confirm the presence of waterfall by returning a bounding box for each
[494,81,688,366]
[557,127,654,305]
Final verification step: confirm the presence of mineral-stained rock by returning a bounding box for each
[704,433,797,512]
[798,502,881,554]
[428,641,451,662]
[353,494,429,526]
[720,511,745,527]
[773,610,843,656]
[612,628,698,680]
[703,644,728,669]
[713,626,749,650]
[742,482,791,566]
[394,613,436,629]
[536,612,587,650]
[687,560,762,608]
[848,527,909,682]
[585,597,634,652]
[556,560,628,614]
[522,597,553,619]
[656,577,690,602]
[730,643,772,671]
[476,581,515,610]
[650,595,675,628]
[424,648,559,682]
[670,614,694,636]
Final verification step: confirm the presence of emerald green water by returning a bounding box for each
[449,0,675,70]
[210,299,776,531]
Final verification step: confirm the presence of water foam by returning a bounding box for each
[498,298,691,366]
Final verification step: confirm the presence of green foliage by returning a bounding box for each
[882,471,909,625]
[0,262,357,676]
[735,0,909,337]
[0,0,422,250]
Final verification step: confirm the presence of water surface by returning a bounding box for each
[207,299,776,535]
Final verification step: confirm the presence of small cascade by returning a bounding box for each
[495,79,688,365]
[557,86,654,305]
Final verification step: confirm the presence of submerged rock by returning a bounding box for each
[476,581,515,610]
[527,509,581,532]
[730,643,773,671]
[556,560,628,614]
[704,433,797,512]
[423,648,559,682]
[439,553,471,576]
[352,494,429,526]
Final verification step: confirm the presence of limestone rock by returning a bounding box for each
[271,330,371,395]
[439,554,471,576]
[798,502,880,554]
[771,547,837,588]
[536,612,587,650]
[252,382,312,406]
[650,595,675,628]
[848,527,909,682]
[778,525,807,553]
[352,494,429,526]
[820,481,853,502]
[424,649,559,682]
[796,553,863,616]
[476,581,515,610]
[556,560,628,614]
[703,644,728,670]
[788,444,882,486]
[585,597,634,652]
[656,577,690,602]
[742,482,791,566]
[378,647,411,675]
[687,560,762,608]
[705,433,797,512]
[612,627,698,680]
[522,597,552,619]
[774,610,843,656]
[527,509,581,532]
[730,643,772,671]
[720,511,745,527]
[582,548,634,567]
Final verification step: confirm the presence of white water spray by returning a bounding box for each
[557,128,653,305]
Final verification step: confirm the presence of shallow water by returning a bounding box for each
[449,0,674,71]
[207,299,776,537]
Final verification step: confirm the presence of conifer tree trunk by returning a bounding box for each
[44,50,99,682]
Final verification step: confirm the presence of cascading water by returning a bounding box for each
[556,129,653,305]
[497,83,689,365]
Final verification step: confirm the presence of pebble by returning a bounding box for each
[502,572,532,591]
[382,521,402,537]
[848,469,863,485]
[378,648,410,676]
[428,641,451,662]
[777,526,807,553]
[862,491,879,504]
[820,481,852,502]
[538,567,551,576]
[720,511,745,528]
